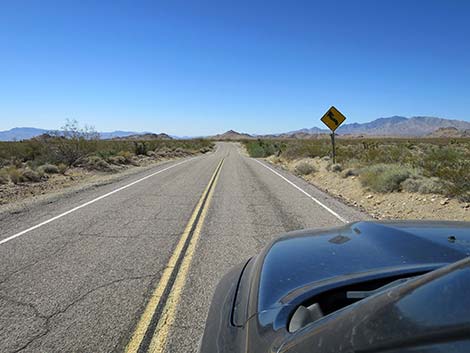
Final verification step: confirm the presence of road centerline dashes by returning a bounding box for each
[125,158,225,353]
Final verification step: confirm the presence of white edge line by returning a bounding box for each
[254,159,348,223]
[0,157,196,246]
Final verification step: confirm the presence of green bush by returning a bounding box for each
[282,141,330,160]
[360,164,416,193]
[294,161,316,175]
[417,146,470,201]
[244,140,284,158]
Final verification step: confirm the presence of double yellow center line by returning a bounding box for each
[125,159,225,353]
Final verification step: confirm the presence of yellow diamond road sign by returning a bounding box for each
[321,106,346,132]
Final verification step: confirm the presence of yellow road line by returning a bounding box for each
[147,159,224,353]
[125,159,224,353]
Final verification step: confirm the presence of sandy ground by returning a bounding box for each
[266,156,470,222]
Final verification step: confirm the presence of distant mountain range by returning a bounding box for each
[0,127,49,141]
[2,116,470,141]
[288,116,470,137]
[0,128,167,141]
[209,116,470,140]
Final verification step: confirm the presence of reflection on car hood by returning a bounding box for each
[258,221,470,313]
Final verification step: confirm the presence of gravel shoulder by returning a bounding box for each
[265,156,470,221]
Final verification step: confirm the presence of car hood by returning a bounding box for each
[255,221,470,326]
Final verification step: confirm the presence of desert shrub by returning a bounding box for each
[155,147,172,157]
[417,146,470,201]
[57,163,68,174]
[359,164,416,193]
[95,150,116,160]
[266,155,281,164]
[0,169,9,184]
[146,150,156,157]
[327,163,343,172]
[417,177,444,194]
[199,146,212,153]
[400,177,420,193]
[22,168,42,182]
[294,161,316,175]
[245,142,266,157]
[418,147,461,176]
[244,138,468,199]
[108,155,127,165]
[173,147,187,156]
[52,120,99,166]
[341,168,359,178]
[39,164,59,174]
[0,137,214,169]
[282,141,329,160]
[133,142,148,155]
[85,156,112,171]
[401,176,443,194]
[7,167,24,184]
[244,140,284,158]
[117,151,133,163]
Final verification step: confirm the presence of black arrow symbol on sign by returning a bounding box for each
[327,111,339,126]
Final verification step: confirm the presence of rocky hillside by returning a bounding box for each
[210,130,254,140]
[112,133,173,140]
[427,127,470,138]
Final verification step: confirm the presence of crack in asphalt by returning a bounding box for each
[5,273,160,353]
[0,237,81,286]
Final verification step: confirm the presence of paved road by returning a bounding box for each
[0,142,367,353]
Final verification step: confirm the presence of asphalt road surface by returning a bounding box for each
[0,142,367,353]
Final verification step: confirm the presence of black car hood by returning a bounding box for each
[279,255,470,353]
[255,221,470,326]
[200,221,470,353]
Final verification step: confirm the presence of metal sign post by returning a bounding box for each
[320,106,346,164]
[330,132,336,164]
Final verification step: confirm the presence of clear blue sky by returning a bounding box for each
[1,0,469,135]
